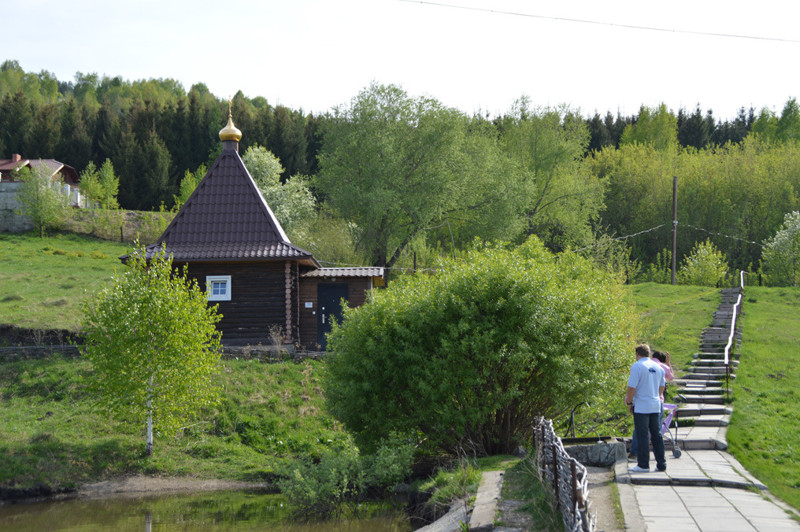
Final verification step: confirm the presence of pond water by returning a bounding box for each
[0,491,413,532]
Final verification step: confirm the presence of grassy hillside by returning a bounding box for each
[1,234,797,513]
[727,286,800,510]
[628,282,721,376]
[0,354,346,493]
[0,232,131,332]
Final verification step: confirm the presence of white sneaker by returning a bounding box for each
[629,465,650,473]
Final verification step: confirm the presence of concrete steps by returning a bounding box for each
[670,287,742,451]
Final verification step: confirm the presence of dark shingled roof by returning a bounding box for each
[142,144,318,266]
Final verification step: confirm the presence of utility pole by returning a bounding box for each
[672,176,678,285]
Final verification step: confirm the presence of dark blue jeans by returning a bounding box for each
[633,412,666,470]
[630,406,664,456]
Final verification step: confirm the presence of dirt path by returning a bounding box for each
[75,476,271,500]
[586,466,624,532]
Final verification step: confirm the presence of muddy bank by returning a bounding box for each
[0,476,274,505]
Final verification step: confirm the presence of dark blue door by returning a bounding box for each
[317,283,349,350]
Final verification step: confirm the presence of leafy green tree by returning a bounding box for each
[750,107,778,140]
[324,238,636,455]
[173,163,206,209]
[678,239,729,286]
[14,165,71,237]
[776,98,800,143]
[241,145,315,236]
[80,159,119,209]
[317,83,514,268]
[79,161,102,205]
[81,246,223,455]
[497,98,604,251]
[97,158,120,209]
[620,104,678,151]
[762,211,800,286]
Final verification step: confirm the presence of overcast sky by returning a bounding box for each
[3,0,799,120]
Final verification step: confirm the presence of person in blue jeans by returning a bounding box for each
[630,350,673,458]
[624,343,667,473]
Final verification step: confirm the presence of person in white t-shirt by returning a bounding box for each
[624,343,667,473]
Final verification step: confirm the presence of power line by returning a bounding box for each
[398,0,800,44]
[683,223,764,247]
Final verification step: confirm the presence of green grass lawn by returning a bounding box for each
[0,232,132,332]
[628,282,721,376]
[727,286,800,510]
[0,354,349,492]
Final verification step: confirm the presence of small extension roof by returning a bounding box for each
[302,267,385,278]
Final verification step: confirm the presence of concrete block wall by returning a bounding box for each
[0,182,34,232]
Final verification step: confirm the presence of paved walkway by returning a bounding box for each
[617,287,800,531]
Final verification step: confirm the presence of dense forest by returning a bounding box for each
[2,59,799,278]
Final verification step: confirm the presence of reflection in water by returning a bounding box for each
[0,490,412,531]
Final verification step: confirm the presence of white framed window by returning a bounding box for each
[206,275,232,301]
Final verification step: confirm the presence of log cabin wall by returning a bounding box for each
[182,261,294,345]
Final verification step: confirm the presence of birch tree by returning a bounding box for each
[81,246,222,455]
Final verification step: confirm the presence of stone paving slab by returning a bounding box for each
[468,470,503,531]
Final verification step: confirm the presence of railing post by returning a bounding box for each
[552,444,560,511]
[570,460,578,512]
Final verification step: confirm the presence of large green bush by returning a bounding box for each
[678,239,729,286]
[762,211,800,286]
[324,238,637,456]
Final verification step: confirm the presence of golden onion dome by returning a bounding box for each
[219,101,242,142]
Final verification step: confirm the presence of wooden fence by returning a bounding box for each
[533,416,595,532]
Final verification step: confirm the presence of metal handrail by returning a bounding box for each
[724,271,746,397]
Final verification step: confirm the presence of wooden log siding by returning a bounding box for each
[182,261,297,345]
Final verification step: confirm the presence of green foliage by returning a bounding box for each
[620,103,678,151]
[316,83,518,267]
[97,159,120,209]
[14,165,71,237]
[761,211,800,286]
[324,238,637,455]
[173,163,206,209]
[580,232,641,283]
[81,245,223,453]
[498,97,604,251]
[641,249,672,284]
[275,442,413,518]
[678,239,729,286]
[242,145,316,236]
[79,159,119,209]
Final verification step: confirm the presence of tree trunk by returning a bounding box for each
[146,376,154,455]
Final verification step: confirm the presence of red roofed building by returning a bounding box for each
[136,109,382,349]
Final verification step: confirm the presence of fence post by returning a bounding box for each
[552,444,560,511]
[570,459,578,512]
